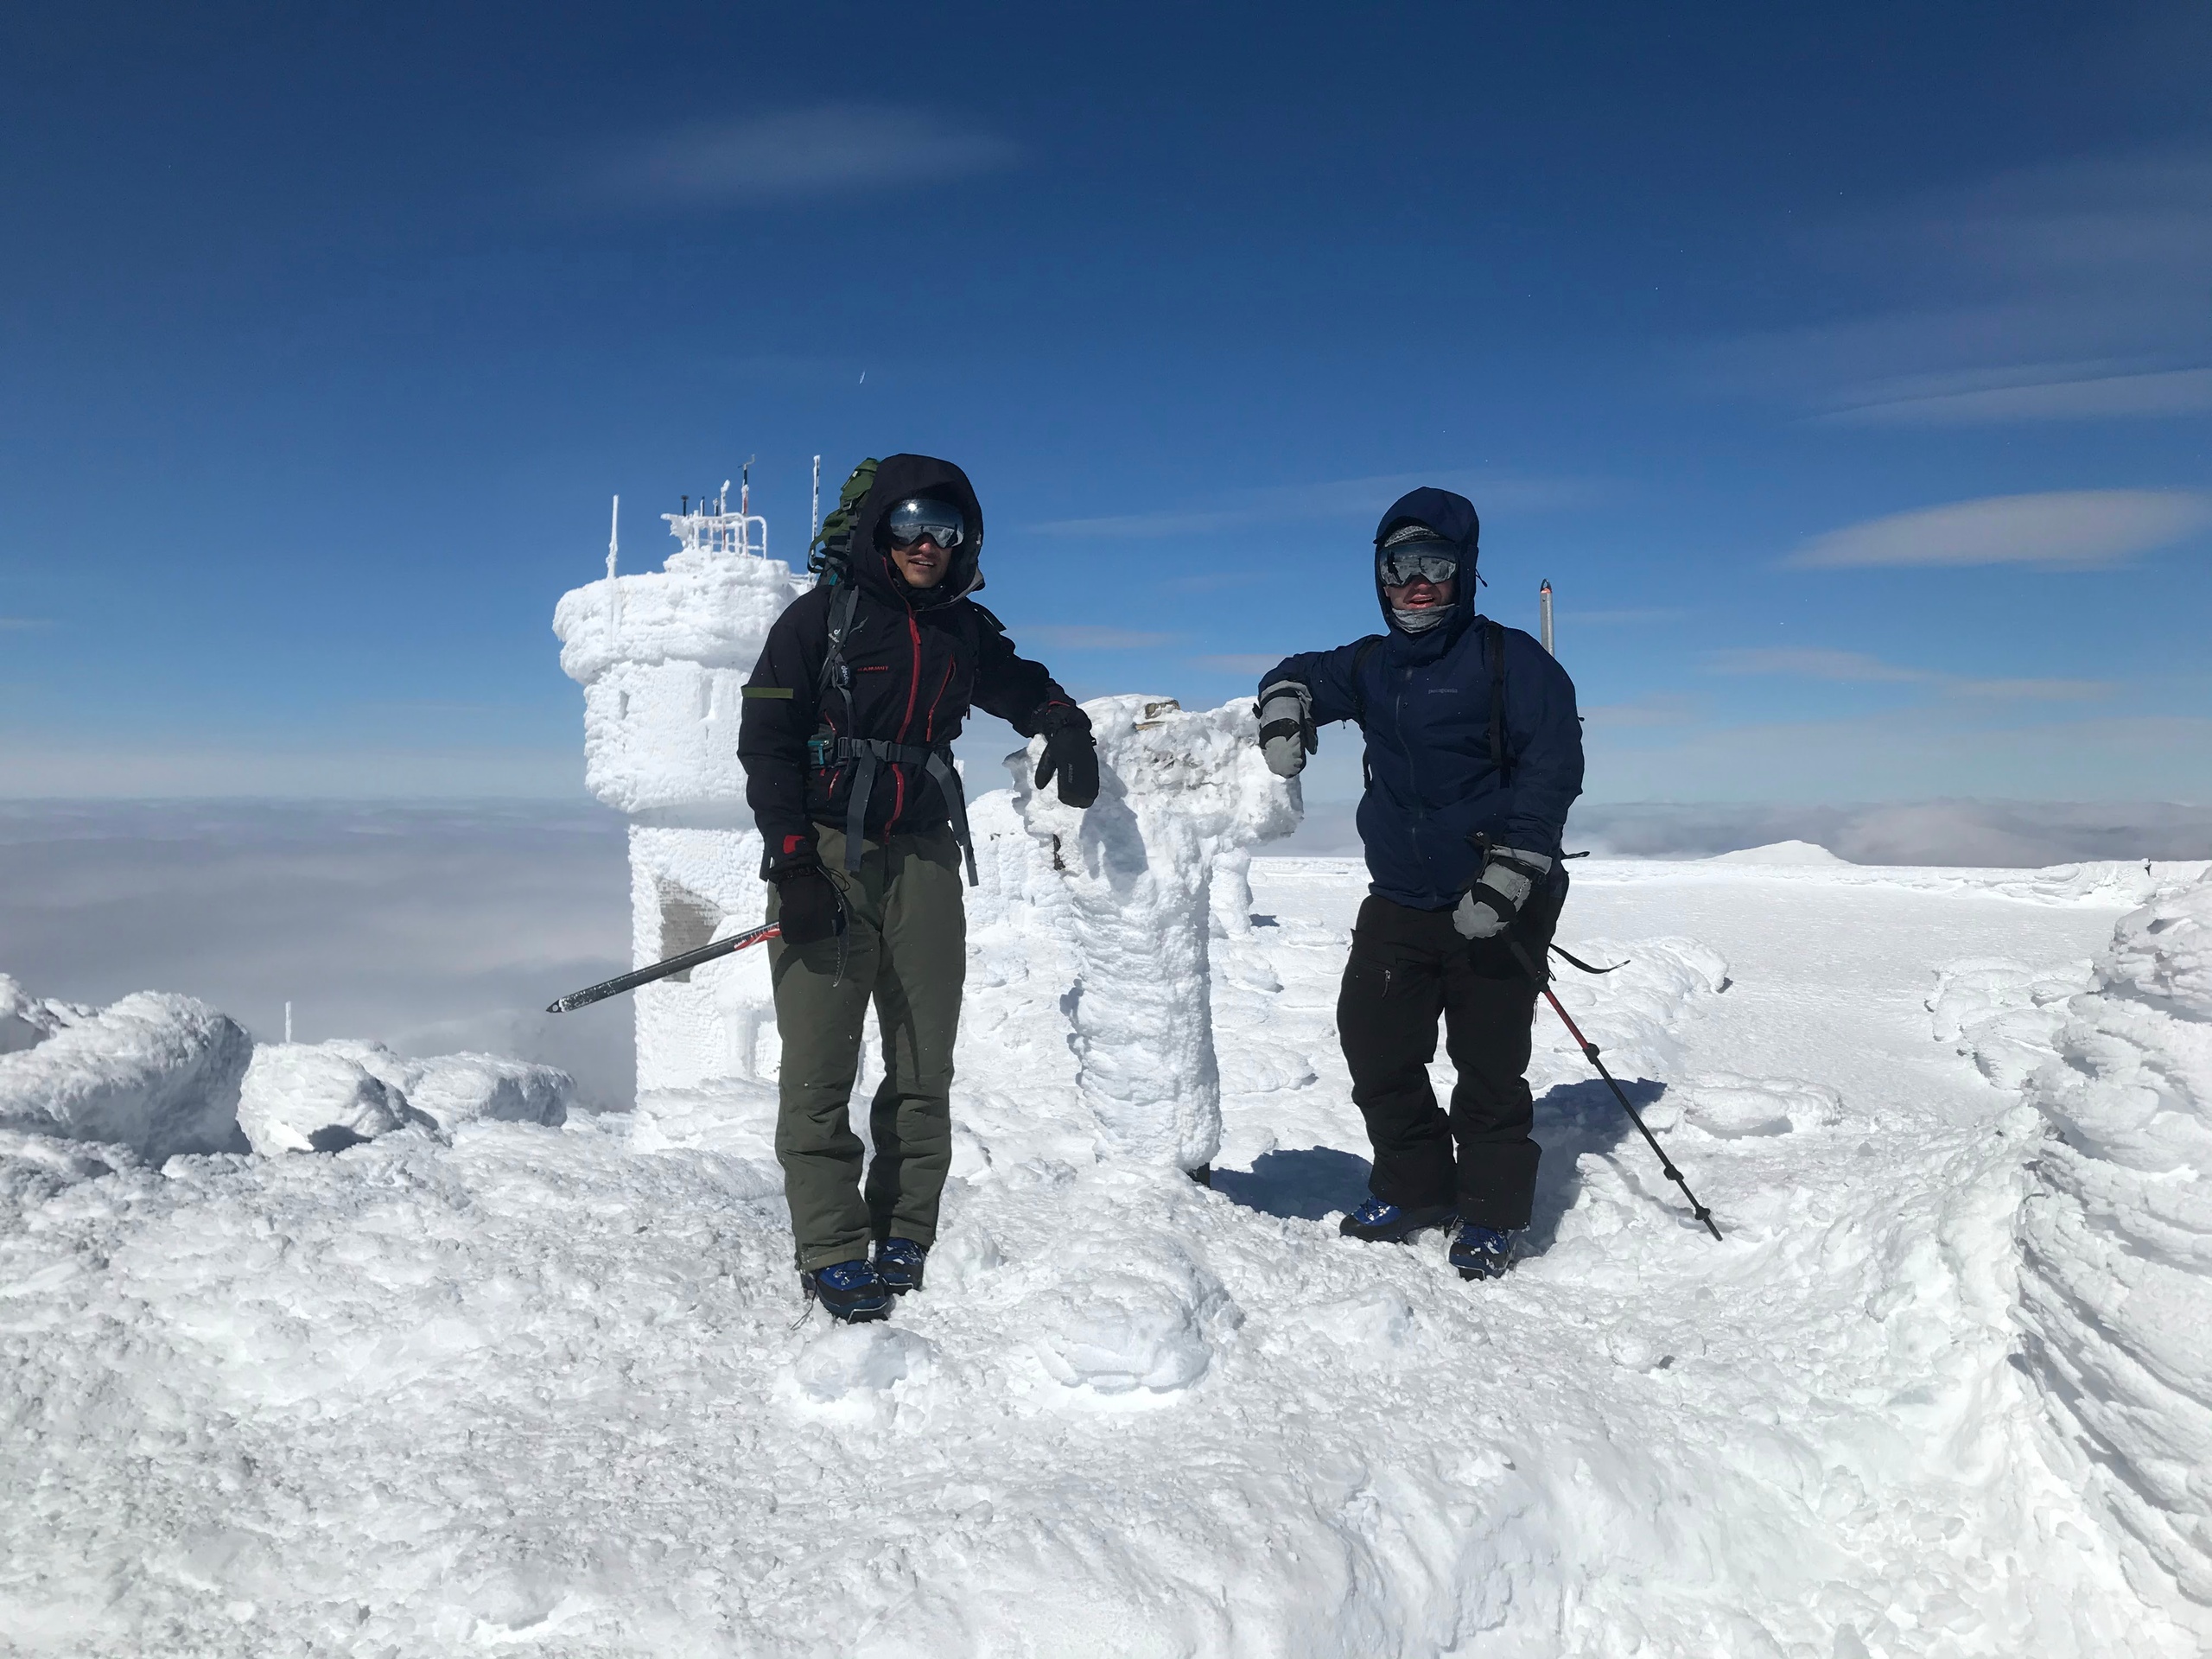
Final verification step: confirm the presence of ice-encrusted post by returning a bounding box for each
[1012,695,1300,1173]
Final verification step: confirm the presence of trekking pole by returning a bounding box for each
[547,922,779,1014]
[1506,936,1723,1241]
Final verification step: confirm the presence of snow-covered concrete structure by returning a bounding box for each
[1012,695,1300,1173]
[552,493,809,1145]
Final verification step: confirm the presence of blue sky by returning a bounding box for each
[3,2,2207,804]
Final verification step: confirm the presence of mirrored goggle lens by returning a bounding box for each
[1378,548,1459,586]
[886,499,965,550]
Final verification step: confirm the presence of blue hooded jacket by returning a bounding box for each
[1257,487,1584,911]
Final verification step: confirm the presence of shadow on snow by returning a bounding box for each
[1210,1077,1662,1258]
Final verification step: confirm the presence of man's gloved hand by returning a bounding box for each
[769,849,842,946]
[1452,848,1554,941]
[1256,681,1316,779]
[1033,703,1100,808]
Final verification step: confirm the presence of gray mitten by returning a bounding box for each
[1256,681,1316,779]
[1452,849,1554,940]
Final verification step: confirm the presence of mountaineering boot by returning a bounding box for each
[1339,1196,1457,1243]
[801,1259,893,1323]
[1450,1223,1521,1281]
[873,1237,928,1296]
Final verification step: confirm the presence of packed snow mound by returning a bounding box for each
[0,989,249,1160]
[0,974,91,1055]
[323,1040,573,1132]
[237,1044,439,1154]
[238,1041,573,1153]
[2011,875,2212,1619]
[1929,957,2096,1090]
[1707,838,1848,866]
[2100,881,2212,1021]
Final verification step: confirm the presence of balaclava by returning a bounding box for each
[1381,522,1457,634]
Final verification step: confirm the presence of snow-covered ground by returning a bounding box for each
[3,844,2209,1656]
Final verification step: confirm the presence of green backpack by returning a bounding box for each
[807,457,880,583]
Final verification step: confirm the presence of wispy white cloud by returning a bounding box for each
[1681,148,2212,424]
[1821,365,2212,426]
[1013,625,1179,650]
[1784,490,2212,570]
[1705,647,2113,702]
[582,105,1018,208]
[0,618,55,631]
[1026,470,1590,539]
[1948,677,2115,701]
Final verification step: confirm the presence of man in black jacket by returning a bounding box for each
[1255,487,1583,1283]
[738,454,1098,1321]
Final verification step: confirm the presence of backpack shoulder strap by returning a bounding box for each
[1346,634,1385,723]
[1488,619,1511,782]
[816,581,864,713]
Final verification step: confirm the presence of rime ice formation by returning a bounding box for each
[552,517,809,1136]
[2012,876,2212,1625]
[1012,695,1299,1172]
[233,1041,572,1153]
[236,1044,435,1154]
[0,989,251,1160]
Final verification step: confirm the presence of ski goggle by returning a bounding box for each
[885,498,966,550]
[1376,545,1459,587]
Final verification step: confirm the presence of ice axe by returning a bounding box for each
[547,922,779,1014]
[1505,934,1723,1241]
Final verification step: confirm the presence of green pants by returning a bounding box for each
[766,824,966,1272]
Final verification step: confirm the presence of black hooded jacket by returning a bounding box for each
[738,454,1082,862]
[1256,486,1583,909]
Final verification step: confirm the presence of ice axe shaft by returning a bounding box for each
[1507,936,1723,1241]
[547,922,779,1014]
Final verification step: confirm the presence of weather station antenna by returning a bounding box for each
[1539,579,1555,656]
[811,454,822,543]
[662,458,768,559]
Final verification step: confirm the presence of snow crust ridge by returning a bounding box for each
[2012,874,2212,1622]
[0,989,250,1160]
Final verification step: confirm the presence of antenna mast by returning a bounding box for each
[1539,579,1555,656]
[811,454,822,543]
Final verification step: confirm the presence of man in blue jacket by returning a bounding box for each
[1255,486,1583,1281]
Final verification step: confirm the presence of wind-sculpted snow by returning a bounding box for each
[233,1041,571,1154]
[0,989,249,1160]
[236,1042,438,1154]
[2004,876,2212,1624]
[0,859,2201,1654]
[0,974,89,1056]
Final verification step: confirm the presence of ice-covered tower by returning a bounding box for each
[552,481,809,1140]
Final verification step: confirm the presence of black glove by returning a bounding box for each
[769,851,842,946]
[1033,704,1100,809]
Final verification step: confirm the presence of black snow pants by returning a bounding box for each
[1335,880,1564,1231]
